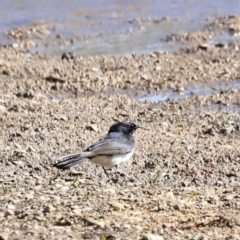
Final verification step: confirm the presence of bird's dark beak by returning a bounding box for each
[136,125,149,130]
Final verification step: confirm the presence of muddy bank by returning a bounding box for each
[1,16,240,240]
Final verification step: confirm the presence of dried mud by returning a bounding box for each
[1,16,240,240]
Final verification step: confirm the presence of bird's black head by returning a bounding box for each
[108,122,142,135]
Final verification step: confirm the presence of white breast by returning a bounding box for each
[89,148,134,169]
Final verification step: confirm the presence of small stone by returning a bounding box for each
[86,124,98,132]
[54,115,68,121]
[2,69,11,76]
[161,122,169,130]
[0,105,7,112]
[39,196,49,201]
[0,232,9,240]
[15,160,24,166]
[0,211,4,219]
[12,43,19,48]
[110,202,125,210]
[222,145,235,150]
[7,204,16,210]
[81,207,93,212]
[177,86,184,93]
[5,210,14,217]
[165,191,174,201]
[25,40,36,48]
[146,233,164,240]
[61,186,70,192]
[34,185,42,191]
[91,67,99,72]
[84,217,105,228]
[215,43,226,48]
[102,188,116,194]
[61,52,74,60]
[25,193,34,200]
[72,208,82,216]
[141,74,150,80]
[173,205,180,210]
[51,196,61,205]
[43,205,56,213]
[55,183,64,188]
[198,43,210,51]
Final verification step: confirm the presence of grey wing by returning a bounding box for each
[83,139,132,155]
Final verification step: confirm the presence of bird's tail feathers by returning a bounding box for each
[53,152,89,169]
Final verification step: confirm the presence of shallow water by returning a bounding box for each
[1,0,240,55]
[51,79,240,112]
[140,79,240,102]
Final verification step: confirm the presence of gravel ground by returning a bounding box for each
[1,16,240,240]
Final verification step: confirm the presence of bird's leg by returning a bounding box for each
[115,165,132,179]
[115,165,141,183]
[102,167,111,179]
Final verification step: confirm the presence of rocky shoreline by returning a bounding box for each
[1,16,240,239]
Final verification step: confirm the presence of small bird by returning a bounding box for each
[53,122,145,178]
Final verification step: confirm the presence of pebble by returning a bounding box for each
[4,210,14,217]
[109,202,125,210]
[198,43,210,51]
[61,52,74,60]
[72,208,82,216]
[0,105,7,112]
[51,196,62,205]
[15,160,24,166]
[146,234,164,240]
[0,232,9,240]
[91,67,99,72]
[25,40,36,48]
[7,204,16,210]
[25,193,34,200]
[43,205,56,213]
[84,217,105,228]
[165,192,174,201]
[86,124,98,132]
